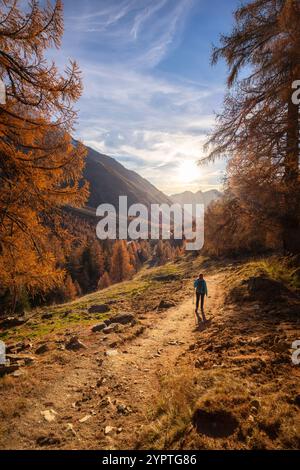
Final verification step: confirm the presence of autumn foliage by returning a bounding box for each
[204,0,300,256]
[0,0,88,310]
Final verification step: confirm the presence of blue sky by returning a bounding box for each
[54,0,240,195]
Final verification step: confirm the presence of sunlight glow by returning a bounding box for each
[177,160,200,183]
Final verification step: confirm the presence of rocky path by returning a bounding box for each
[0,273,222,450]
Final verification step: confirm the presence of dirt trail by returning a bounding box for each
[0,272,223,450]
[103,273,222,449]
[1,265,300,450]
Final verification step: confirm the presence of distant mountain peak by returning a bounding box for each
[170,189,222,209]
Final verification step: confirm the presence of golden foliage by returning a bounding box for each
[0,1,88,309]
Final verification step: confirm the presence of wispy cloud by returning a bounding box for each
[65,0,195,69]
[130,0,168,40]
[55,0,230,194]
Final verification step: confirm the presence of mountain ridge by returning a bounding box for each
[170,189,222,209]
[83,145,172,209]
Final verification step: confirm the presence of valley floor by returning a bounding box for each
[0,257,299,449]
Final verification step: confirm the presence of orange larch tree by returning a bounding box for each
[110,240,134,283]
[0,0,88,311]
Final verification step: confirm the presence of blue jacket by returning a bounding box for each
[194,278,208,296]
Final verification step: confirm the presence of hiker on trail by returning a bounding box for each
[194,273,208,324]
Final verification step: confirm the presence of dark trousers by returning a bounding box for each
[196,292,206,322]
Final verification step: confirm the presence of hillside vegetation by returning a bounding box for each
[0,254,299,450]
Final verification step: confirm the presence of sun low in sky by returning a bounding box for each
[177,160,201,184]
[52,0,239,194]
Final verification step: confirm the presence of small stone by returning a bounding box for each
[91,323,106,333]
[12,369,25,377]
[79,414,92,423]
[112,313,136,325]
[35,344,49,355]
[103,323,119,334]
[100,396,112,407]
[157,300,176,309]
[65,423,76,436]
[105,349,119,357]
[104,425,115,435]
[41,313,53,320]
[96,377,106,387]
[65,336,86,351]
[250,399,260,410]
[36,434,61,447]
[41,409,58,423]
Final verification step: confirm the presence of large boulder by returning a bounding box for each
[88,304,110,314]
[112,312,136,325]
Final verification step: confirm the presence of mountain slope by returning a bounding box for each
[83,145,172,209]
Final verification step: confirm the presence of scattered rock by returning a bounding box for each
[91,322,106,333]
[62,310,72,318]
[103,323,119,334]
[88,304,110,314]
[79,414,92,423]
[157,299,176,309]
[0,317,26,329]
[112,312,136,325]
[250,399,260,410]
[65,423,76,436]
[41,313,53,320]
[100,396,112,408]
[195,358,206,368]
[36,434,61,447]
[35,344,49,355]
[105,349,119,357]
[116,403,132,415]
[96,377,106,387]
[6,353,35,366]
[65,336,86,351]
[104,425,115,435]
[7,340,32,354]
[41,409,58,423]
[12,369,25,377]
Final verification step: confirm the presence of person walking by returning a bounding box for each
[194,273,208,324]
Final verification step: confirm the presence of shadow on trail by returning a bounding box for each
[194,319,212,332]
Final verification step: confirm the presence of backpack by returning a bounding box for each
[196,279,205,294]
